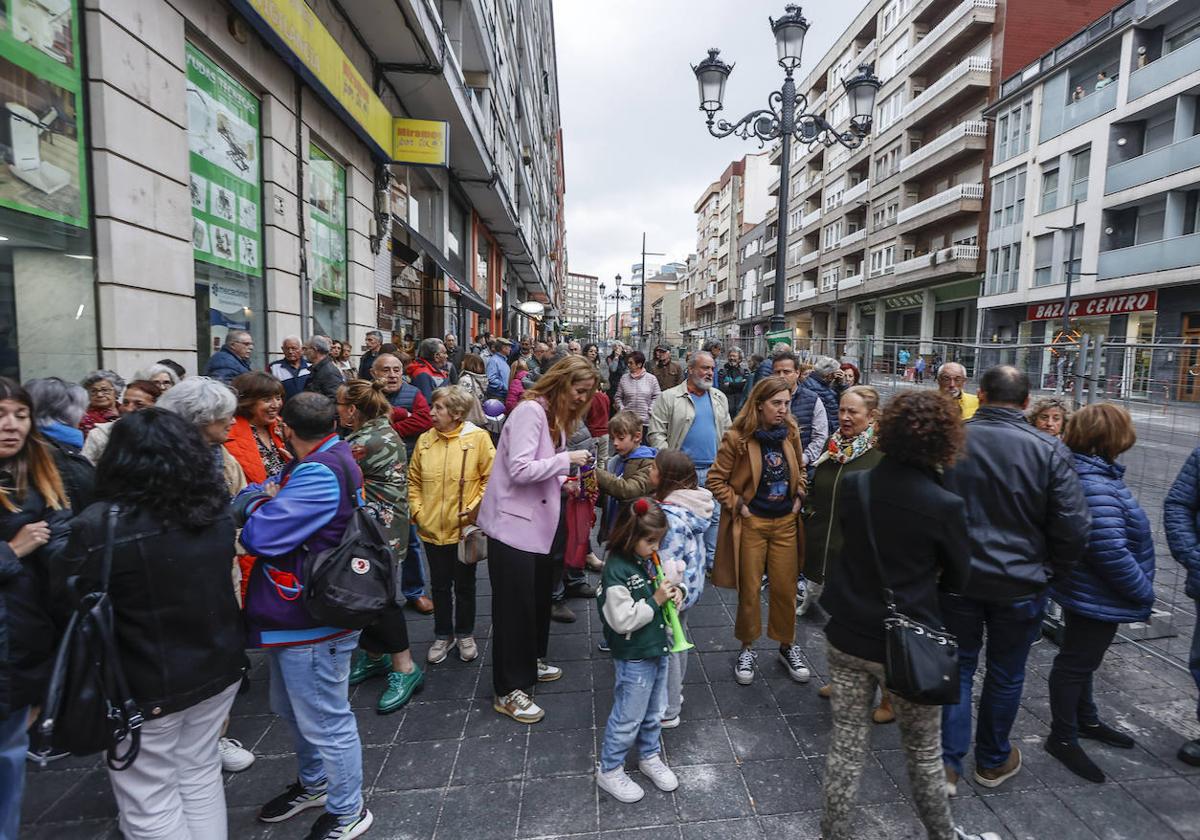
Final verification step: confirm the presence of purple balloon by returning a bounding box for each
[483,399,506,417]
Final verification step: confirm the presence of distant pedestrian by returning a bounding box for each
[718,348,752,418]
[205,329,254,383]
[651,346,684,393]
[614,351,661,435]
[267,336,310,400]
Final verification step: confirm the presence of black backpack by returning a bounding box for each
[301,460,395,629]
[39,505,142,770]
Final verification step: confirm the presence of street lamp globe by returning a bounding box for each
[844,62,882,135]
[692,49,732,113]
[599,280,606,296]
[770,5,809,72]
[615,273,622,289]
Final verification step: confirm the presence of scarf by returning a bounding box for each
[41,422,84,450]
[753,424,789,444]
[821,425,875,465]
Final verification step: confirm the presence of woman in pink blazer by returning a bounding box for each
[477,355,597,724]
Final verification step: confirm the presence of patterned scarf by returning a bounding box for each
[823,425,875,465]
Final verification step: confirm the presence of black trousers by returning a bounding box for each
[425,541,477,639]
[359,603,410,654]
[488,511,566,697]
[1048,610,1118,743]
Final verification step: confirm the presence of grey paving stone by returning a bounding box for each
[724,715,800,761]
[672,764,754,822]
[986,789,1101,840]
[680,816,765,839]
[374,737,458,791]
[517,773,599,837]
[397,699,469,741]
[362,788,443,840]
[437,781,521,839]
[660,719,736,766]
[1060,783,1185,840]
[597,774,676,831]
[739,757,823,815]
[527,727,597,777]
[450,731,528,785]
[1120,777,1200,839]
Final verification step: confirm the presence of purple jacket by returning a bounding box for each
[236,435,363,647]
[476,398,571,554]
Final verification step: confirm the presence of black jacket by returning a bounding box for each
[821,456,971,664]
[943,405,1090,602]
[358,350,379,381]
[0,485,71,717]
[46,438,95,515]
[305,356,345,400]
[56,504,247,719]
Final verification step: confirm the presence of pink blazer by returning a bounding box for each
[476,398,571,554]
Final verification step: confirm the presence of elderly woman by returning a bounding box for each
[25,377,94,514]
[1028,396,1072,438]
[1045,404,1152,783]
[81,379,160,464]
[336,378,425,714]
[79,370,124,438]
[134,363,179,395]
[159,377,244,495]
[819,391,976,840]
[409,386,495,664]
[708,375,809,686]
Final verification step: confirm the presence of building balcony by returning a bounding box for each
[836,228,867,251]
[899,120,988,184]
[768,174,781,197]
[896,183,984,232]
[904,56,992,128]
[1105,132,1200,195]
[891,244,980,281]
[906,0,997,77]
[1128,36,1200,102]
[843,179,870,205]
[1098,232,1200,280]
[801,207,822,230]
[800,249,819,267]
[1047,83,1118,140]
[840,272,864,291]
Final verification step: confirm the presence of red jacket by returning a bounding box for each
[224,416,289,484]
[387,385,433,445]
[586,392,610,438]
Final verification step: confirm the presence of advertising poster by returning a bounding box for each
[0,0,88,227]
[186,43,263,277]
[308,144,346,299]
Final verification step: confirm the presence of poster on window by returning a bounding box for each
[0,0,88,227]
[186,43,262,277]
[308,144,346,299]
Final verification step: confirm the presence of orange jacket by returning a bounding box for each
[224,416,289,484]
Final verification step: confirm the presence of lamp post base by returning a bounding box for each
[768,314,788,334]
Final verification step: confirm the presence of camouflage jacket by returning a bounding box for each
[345,415,410,560]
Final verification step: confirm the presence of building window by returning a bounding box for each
[990,167,1026,229]
[873,144,902,181]
[1061,225,1084,281]
[994,97,1032,163]
[984,242,1021,296]
[1166,17,1200,52]
[1033,233,1055,286]
[1070,147,1090,202]
[869,244,895,275]
[875,90,905,132]
[1040,164,1059,213]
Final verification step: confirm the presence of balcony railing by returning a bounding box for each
[802,208,821,228]
[892,244,980,276]
[843,179,870,204]
[897,183,984,224]
[906,0,996,69]
[840,272,864,290]
[904,56,992,119]
[1098,232,1200,280]
[838,228,867,249]
[1105,132,1200,195]
[800,250,819,266]
[899,120,988,172]
[1128,34,1200,101]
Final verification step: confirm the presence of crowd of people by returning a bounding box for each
[0,326,1197,840]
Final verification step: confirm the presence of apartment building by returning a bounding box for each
[980,0,1200,399]
[737,219,772,346]
[681,152,772,344]
[563,272,597,338]
[767,0,1114,359]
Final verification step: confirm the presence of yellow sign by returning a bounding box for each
[235,0,393,157]
[392,118,449,166]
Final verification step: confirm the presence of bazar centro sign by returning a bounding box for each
[1026,291,1157,321]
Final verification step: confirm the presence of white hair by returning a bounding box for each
[282,335,302,347]
[308,334,332,355]
[811,355,840,378]
[134,363,179,386]
[158,376,237,426]
[25,378,89,428]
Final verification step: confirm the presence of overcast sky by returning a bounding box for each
[553,1,862,312]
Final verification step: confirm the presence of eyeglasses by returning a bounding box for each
[937,375,966,384]
[88,385,115,395]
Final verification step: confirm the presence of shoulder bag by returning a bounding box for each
[457,447,487,565]
[39,504,143,770]
[855,471,959,705]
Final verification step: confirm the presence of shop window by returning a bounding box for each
[308,144,347,341]
[186,44,265,371]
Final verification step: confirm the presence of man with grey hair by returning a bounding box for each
[938,361,979,420]
[268,335,310,401]
[205,328,254,383]
[649,351,730,569]
[567,339,581,356]
[303,334,343,399]
[804,355,841,421]
[357,329,384,380]
[443,332,464,375]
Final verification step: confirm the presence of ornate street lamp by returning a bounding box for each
[692,5,881,333]
[599,279,608,342]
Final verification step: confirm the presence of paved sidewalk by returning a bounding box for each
[20,570,1200,839]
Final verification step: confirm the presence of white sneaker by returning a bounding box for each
[797,581,822,616]
[219,737,256,772]
[660,715,681,729]
[427,638,456,664]
[954,829,1002,840]
[596,765,645,803]
[537,659,563,682]
[734,649,757,685]
[494,690,545,724]
[637,753,679,792]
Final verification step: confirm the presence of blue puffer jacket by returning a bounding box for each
[1165,446,1200,600]
[1050,452,1155,624]
[804,375,839,425]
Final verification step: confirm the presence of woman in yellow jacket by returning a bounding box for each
[409,384,496,665]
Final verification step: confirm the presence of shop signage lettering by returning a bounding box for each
[1026,291,1157,321]
[393,119,450,167]
[233,0,393,158]
[186,44,263,278]
[885,293,924,310]
[307,144,347,300]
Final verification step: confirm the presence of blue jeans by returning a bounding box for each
[402,525,427,602]
[267,632,363,818]
[0,706,28,840]
[1190,605,1200,723]
[600,656,669,773]
[694,466,720,572]
[940,593,1047,775]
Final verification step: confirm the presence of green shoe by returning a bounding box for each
[348,651,389,686]
[377,666,424,714]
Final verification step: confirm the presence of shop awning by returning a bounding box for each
[392,215,489,316]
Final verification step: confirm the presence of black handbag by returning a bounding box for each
[855,472,960,706]
[39,504,143,770]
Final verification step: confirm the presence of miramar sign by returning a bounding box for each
[1026,291,1157,321]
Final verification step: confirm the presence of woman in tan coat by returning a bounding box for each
[707,375,808,687]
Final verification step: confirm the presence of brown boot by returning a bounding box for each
[872,691,896,724]
[817,683,832,699]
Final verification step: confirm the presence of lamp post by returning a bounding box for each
[606,273,632,341]
[600,280,608,343]
[692,5,881,335]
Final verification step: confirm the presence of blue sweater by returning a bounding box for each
[1050,452,1155,624]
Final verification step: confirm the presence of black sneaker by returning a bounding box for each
[1079,721,1135,749]
[258,780,329,823]
[564,582,597,599]
[304,807,374,840]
